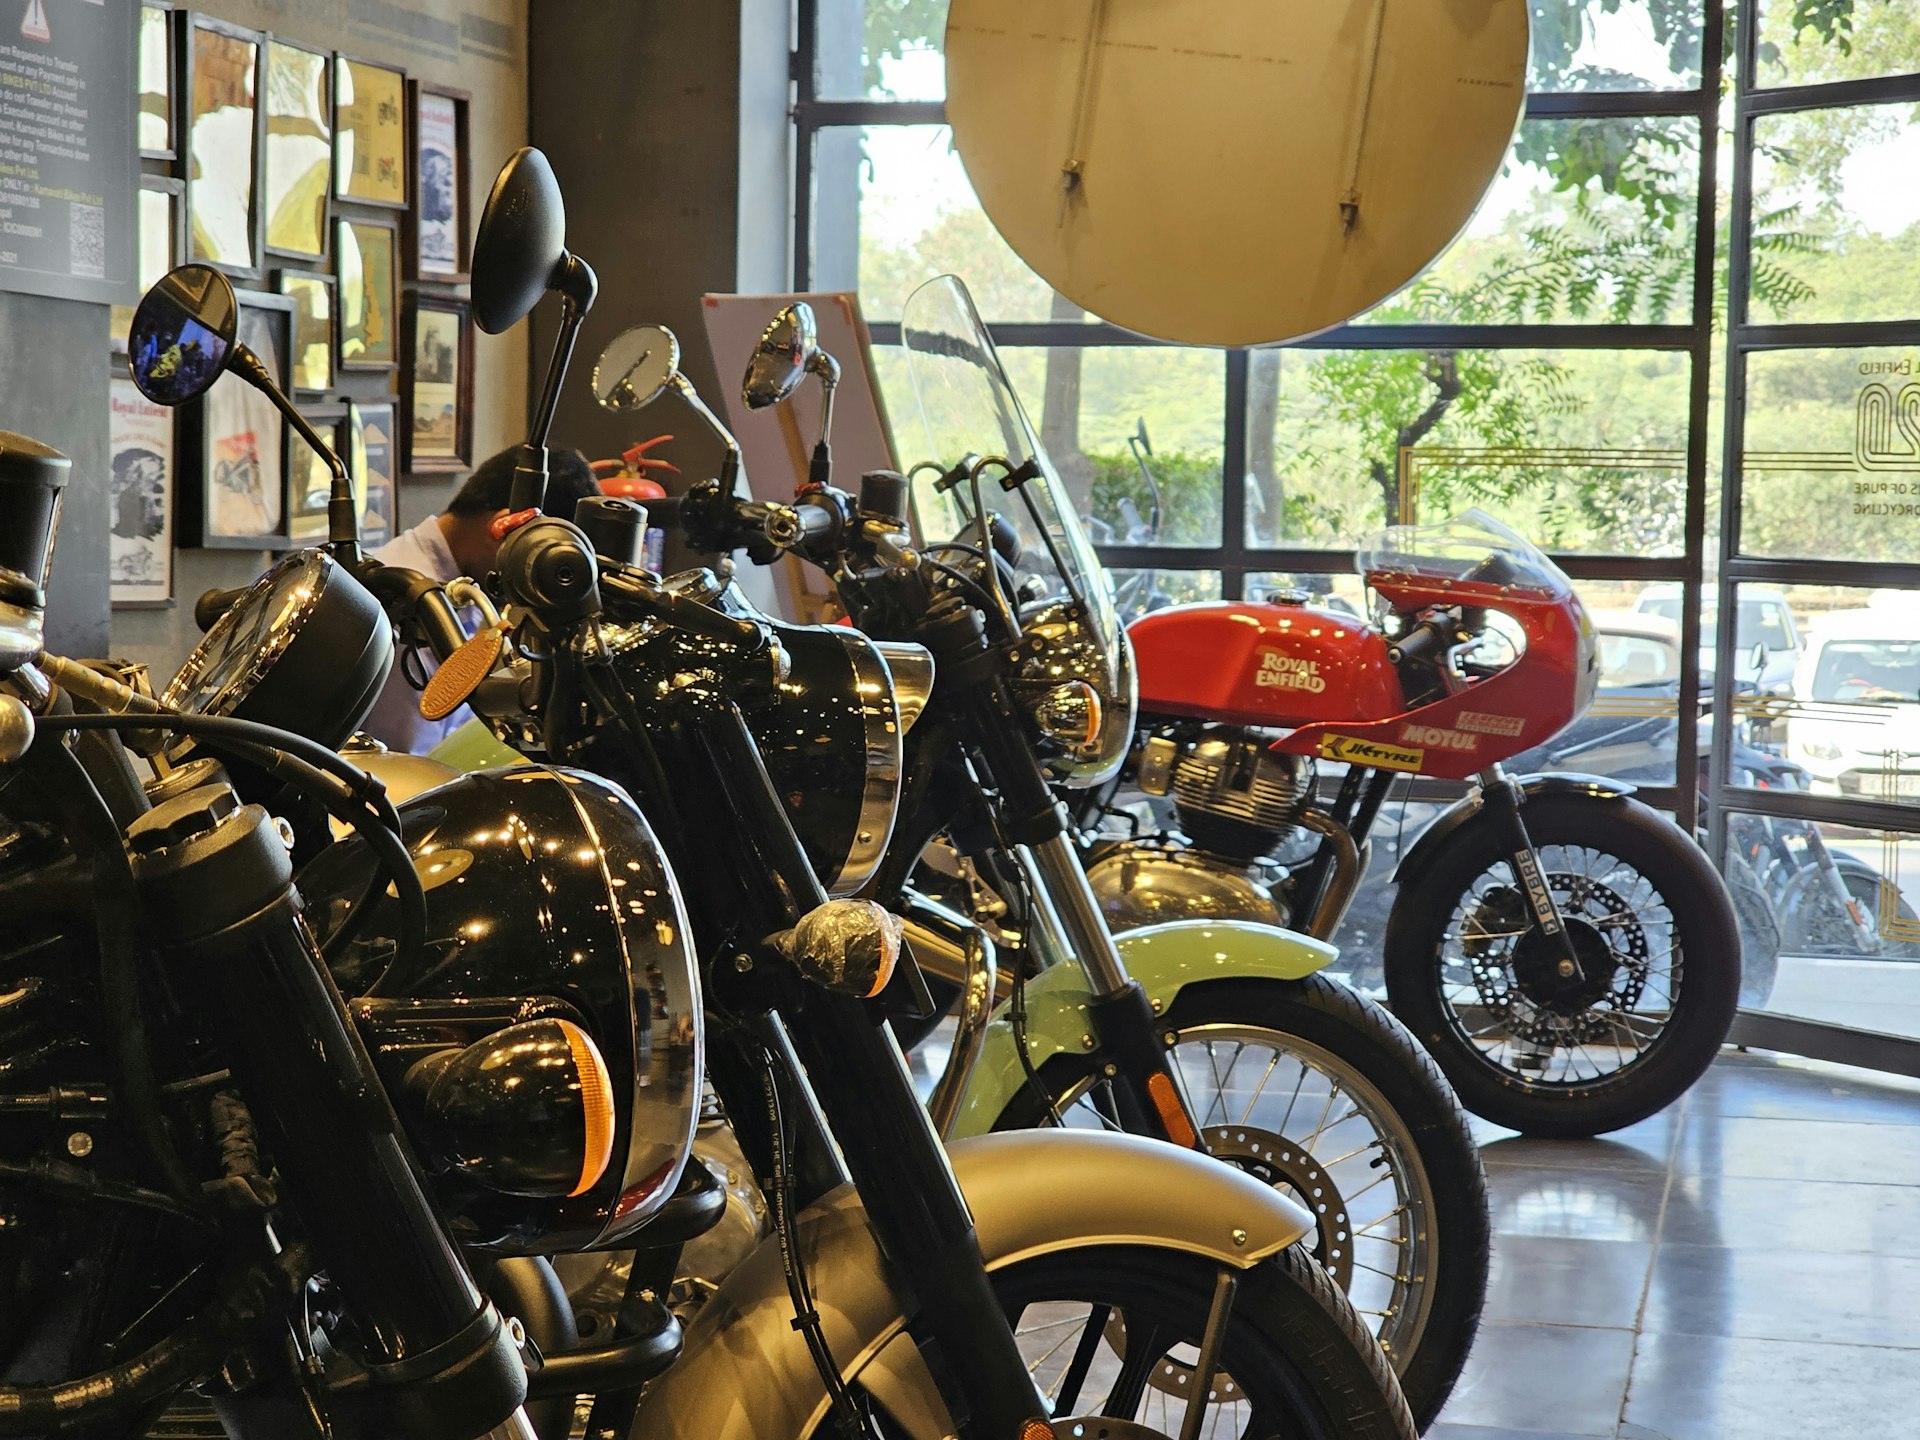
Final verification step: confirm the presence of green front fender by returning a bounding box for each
[428,718,526,771]
[947,919,1337,1139]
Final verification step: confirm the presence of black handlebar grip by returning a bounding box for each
[193,587,250,633]
[1388,620,1448,667]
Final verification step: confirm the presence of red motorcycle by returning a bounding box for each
[1082,511,1741,1136]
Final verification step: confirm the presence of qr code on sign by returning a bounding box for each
[70,203,104,280]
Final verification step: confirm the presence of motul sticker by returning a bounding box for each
[1457,710,1527,737]
[1317,734,1424,771]
[1399,723,1479,753]
[1255,648,1326,693]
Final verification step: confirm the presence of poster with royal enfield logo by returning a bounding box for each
[0,0,134,304]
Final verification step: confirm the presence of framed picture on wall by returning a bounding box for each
[190,290,294,548]
[350,401,398,548]
[138,3,177,161]
[337,216,398,370]
[109,377,175,607]
[263,40,332,261]
[335,55,408,209]
[288,403,348,544]
[112,179,184,354]
[276,270,336,393]
[186,18,263,275]
[409,82,469,281]
[404,294,472,473]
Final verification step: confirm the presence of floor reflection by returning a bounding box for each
[1436,1049,1920,1440]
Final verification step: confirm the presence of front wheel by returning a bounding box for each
[990,975,1488,1431]
[1384,792,1739,1138]
[847,1244,1416,1440]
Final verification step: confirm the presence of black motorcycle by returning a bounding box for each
[75,149,1416,1439]
[578,276,1489,1432]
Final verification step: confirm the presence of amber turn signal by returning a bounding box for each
[402,1017,617,1199]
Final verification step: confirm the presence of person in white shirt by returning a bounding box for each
[360,446,602,753]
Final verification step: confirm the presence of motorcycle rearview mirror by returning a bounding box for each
[1750,640,1769,678]
[741,302,841,491]
[1131,417,1153,456]
[590,324,743,493]
[130,264,363,564]
[471,146,599,515]
[593,325,680,414]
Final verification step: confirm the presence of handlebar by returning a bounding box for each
[599,568,766,648]
[1387,614,1454,667]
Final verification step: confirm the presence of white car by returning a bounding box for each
[1788,600,1920,798]
[1633,584,1803,692]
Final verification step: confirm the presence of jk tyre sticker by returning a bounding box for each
[1317,734,1424,771]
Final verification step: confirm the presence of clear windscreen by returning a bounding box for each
[895,275,1120,672]
[1355,507,1573,598]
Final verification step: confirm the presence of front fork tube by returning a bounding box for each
[1479,768,1586,983]
[1024,834,1204,1149]
[702,705,1052,1435]
[125,789,528,1440]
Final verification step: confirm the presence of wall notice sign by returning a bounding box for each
[0,0,134,304]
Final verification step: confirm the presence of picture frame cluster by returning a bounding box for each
[111,3,474,605]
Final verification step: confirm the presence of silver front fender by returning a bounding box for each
[629,1129,1314,1438]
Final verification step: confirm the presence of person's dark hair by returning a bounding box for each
[447,447,601,519]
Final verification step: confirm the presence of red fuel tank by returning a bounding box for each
[1129,600,1405,728]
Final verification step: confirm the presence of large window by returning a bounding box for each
[797,0,1725,822]
[794,0,1920,1058]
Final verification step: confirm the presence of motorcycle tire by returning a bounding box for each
[989,974,1488,1432]
[1384,791,1739,1139]
[845,1243,1417,1440]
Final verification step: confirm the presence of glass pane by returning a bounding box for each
[1738,347,1920,563]
[1108,568,1221,624]
[1360,117,1701,326]
[875,341,1224,551]
[1755,0,1920,89]
[1729,809,1920,1032]
[1245,348,1691,551]
[811,124,1065,322]
[1050,346,1224,551]
[812,0,945,101]
[1530,0,1703,91]
[1747,104,1920,325]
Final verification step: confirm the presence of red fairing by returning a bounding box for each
[1130,601,1406,727]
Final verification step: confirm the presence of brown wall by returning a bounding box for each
[110,0,530,682]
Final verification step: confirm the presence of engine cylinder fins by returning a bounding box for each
[1169,730,1316,864]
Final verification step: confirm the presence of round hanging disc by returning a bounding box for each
[945,0,1529,346]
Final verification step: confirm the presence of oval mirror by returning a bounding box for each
[592,326,681,413]
[741,302,819,410]
[471,146,567,335]
[128,263,241,407]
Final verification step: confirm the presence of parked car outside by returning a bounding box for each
[1633,584,1803,693]
[1788,596,1920,799]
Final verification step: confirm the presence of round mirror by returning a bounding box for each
[471,146,567,335]
[592,326,681,413]
[128,264,241,407]
[741,302,820,410]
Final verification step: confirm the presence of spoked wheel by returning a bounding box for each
[844,1245,1416,1440]
[991,976,1488,1430]
[1385,792,1739,1138]
[1000,1248,1412,1439]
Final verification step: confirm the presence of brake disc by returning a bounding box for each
[1200,1124,1353,1291]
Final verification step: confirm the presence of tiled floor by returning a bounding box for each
[1431,1049,1920,1440]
